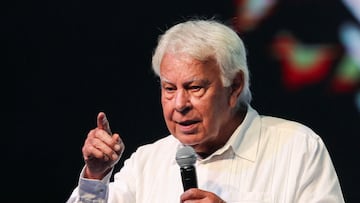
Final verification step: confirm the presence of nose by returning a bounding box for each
[175,89,191,113]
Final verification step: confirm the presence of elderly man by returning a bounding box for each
[67,19,344,203]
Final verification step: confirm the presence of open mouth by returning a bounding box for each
[175,119,201,134]
[177,120,200,126]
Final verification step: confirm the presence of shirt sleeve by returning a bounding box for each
[296,136,345,203]
[66,166,113,203]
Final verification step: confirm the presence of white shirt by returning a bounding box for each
[67,106,344,203]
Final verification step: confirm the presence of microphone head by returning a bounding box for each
[176,145,197,167]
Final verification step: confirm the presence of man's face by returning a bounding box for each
[160,53,235,154]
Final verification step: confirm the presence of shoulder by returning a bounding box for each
[137,135,179,150]
[258,115,325,153]
[129,135,180,161]
[260,115,320,140]
[246,106,320,143]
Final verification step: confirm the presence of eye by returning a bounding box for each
[165,87,175,92]
[162,85,176,93]
[188,85,206,97]
[189,86,202,91]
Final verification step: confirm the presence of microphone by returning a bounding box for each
[175,145,198,191]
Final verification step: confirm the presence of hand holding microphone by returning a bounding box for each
[176,145,226,203]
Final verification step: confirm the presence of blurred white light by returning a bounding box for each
[342,0,360,23]
[339,22,360,68]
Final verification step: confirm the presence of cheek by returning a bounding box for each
[192,101,215,126]
[161,100,173,122]
[162,107,176,135]
[196,92,226,113]
[197,95,228,126]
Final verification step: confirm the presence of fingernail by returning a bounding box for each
[102,116,108,125]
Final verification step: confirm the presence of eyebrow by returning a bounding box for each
[161,77,210,87]
[160,77,196,84]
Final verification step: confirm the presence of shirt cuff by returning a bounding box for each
[77,166,113,202]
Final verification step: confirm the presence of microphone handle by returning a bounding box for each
[180,165,198,191]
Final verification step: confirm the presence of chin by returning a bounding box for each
[177,134,202,146]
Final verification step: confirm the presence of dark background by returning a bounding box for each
[13,0,359,202]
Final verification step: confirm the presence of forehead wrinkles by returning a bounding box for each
[160,54,206,84]
[160,53,220,82]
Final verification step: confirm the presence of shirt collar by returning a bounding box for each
[230,105,261,162]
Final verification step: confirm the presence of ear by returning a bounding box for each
[229,71,244,108]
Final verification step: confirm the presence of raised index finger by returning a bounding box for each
[97,112,112,136]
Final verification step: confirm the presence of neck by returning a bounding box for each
[197,106,248,159]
